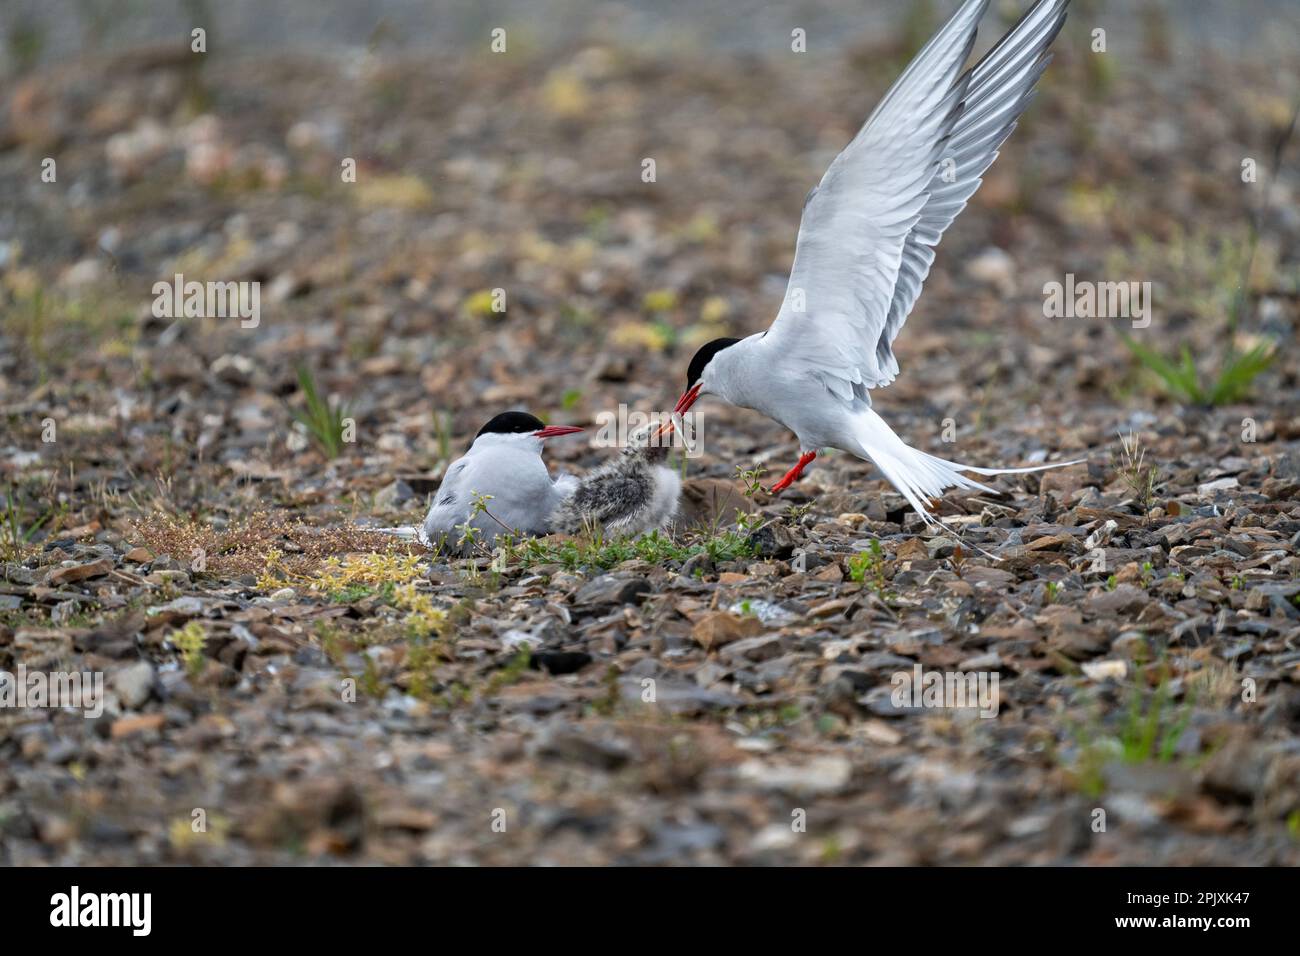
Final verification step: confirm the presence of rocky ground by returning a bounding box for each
[1,9,1298,864]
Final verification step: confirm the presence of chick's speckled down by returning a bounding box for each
[550,436,681,535]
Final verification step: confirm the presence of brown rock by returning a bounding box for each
[813,562,843,583]
[692,611,763,650]
[1084,584,1149,616]
[14,629,73,658]
[1200,733,1270,803]
[808,597,855,619]
[719,634,784,663]
[963,566,1016,589]
[895,538,929,562]
[46,558,114,586]
[1039,467,1084,499]
[374,806,438,831]
[944,579,975,597]
[110,714,167,738]
[1025,533,1079,553]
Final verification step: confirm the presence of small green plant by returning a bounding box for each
[588,665,622,718]
[1122,336,1275,407]
[518,525,752,573]
[5,11,46,73]
[170,621,207,678]
[432,408,453,466]
[469,492,510,532]
[696,529,757,564]
[785,501,815,522]
[846,553,870,583]
[730,466,768,535]
[315,622,348,667]
[14,285,49,371]
[734,508,763,536]
[1045,580,1061,604]
[455,517,484,558]
[454,491,517,564]
[1115,430,1159,520]
[736,463,766,498]
[292,366,352,458]
[1119,666,1196,765]
[484,648,533,696]
[405,637,443,700]
[359,654,383,698]
[2,485,63,561]
[328,583,374,604]
[848,539,891,600]
[1069,659,1200,797]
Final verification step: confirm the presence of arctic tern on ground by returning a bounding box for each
[664,0,1082,525]
[424,411,584,552]
[374,412,583,553]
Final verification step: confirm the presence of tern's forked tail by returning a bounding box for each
[850,407,1085,527]
[366,524,432,548]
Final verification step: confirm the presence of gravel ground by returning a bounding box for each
[1,6,1298,864]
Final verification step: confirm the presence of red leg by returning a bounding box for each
[769,451,817,494]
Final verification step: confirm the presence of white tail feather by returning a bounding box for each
[365,525,432,548]
[851,407,1085,527]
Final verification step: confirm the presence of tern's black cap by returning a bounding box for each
[475,411,545,439]
[686,337,740,389]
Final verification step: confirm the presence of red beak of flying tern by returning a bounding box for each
[673,383,703,416]
[652,383,702,441]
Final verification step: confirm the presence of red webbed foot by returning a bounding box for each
[768,451,817,494]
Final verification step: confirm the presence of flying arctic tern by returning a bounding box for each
[375,412,583,554]
[663,0,1082,525]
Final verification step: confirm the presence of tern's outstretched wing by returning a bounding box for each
[766,0,1069,398]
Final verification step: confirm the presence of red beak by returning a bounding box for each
[674,383,703,416]
[653,383,702,441]
[533,425,584,439]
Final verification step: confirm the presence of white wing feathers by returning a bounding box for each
[769,0,1069,393]
[879,0,1069,378]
